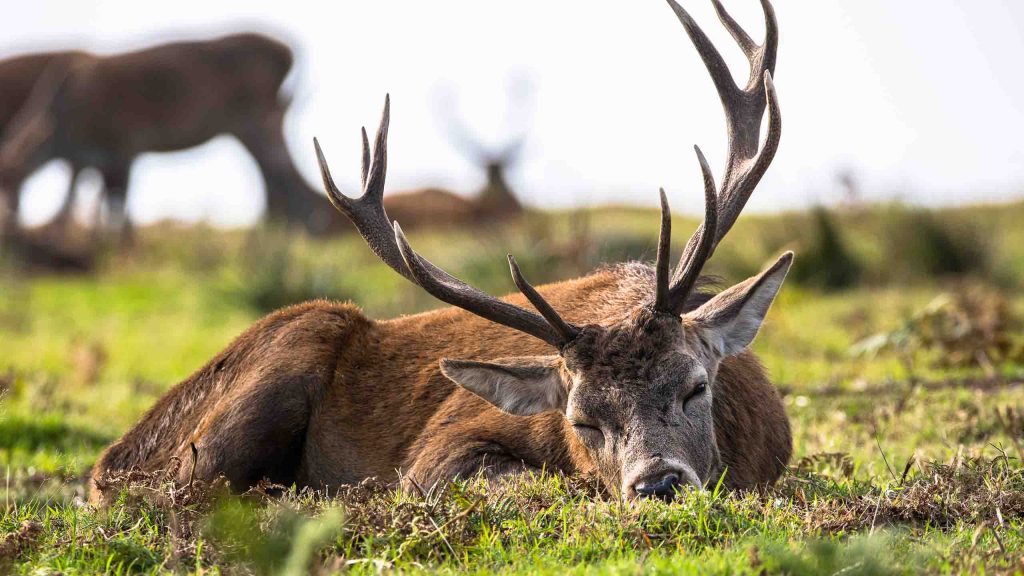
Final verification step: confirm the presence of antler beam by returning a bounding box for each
[654,0,782,314]
[314,97,579,349]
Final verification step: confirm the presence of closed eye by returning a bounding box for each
[683,380,708,405]
[571,422,601,433]
[570,421,605,448]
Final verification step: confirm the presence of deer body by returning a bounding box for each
[0,34,323,236]
[91,263,789,501]
[93,0,792,502]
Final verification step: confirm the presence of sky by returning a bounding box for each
[5,1,1024,227]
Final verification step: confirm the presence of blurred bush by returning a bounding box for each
[877,206,992,282]
[227,227,355,314]
[789,207,864,291]
[851,283,1024,377]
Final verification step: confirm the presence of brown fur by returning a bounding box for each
[90,262,790,502]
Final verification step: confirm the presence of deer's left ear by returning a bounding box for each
[439,356,567,416]
[685,252,793,358]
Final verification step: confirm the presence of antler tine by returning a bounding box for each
[364,94,390,201]
[665,0,741,108]
[315,95,456,286]
[709,0,756,57]
[313,137,352,217]
[653,188,673,311]
[360,127,370,189]
[508,255,580,345]
[666,0,781,292]
[394,223,578,349]
[758,0,780,86]
[665,146,718,314]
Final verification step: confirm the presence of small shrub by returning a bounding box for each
[790,206,863,290]
[229,227,354,314]
[851,283,1024,375]
[881,207,991,281]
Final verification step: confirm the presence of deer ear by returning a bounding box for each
[439,356,566,416]
[685,252,793,358]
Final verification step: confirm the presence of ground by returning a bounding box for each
[1,203,1023,574]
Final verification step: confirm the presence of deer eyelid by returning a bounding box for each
[683,378,709,405]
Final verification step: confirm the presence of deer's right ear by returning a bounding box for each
[440,356,567,416]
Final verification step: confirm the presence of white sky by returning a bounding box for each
[5,1,1024,227]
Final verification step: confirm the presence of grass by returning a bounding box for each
[2,202,1024,573]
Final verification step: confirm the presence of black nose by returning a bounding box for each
[634,473,681,501]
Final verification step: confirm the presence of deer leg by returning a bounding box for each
[53,163,81,230]
[403,435,544,493]
[176,372,321,491]
[101,163,133,246]
[0,181,21,241]
[234,107,317,230]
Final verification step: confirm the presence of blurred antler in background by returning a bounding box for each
[434,75,533,221]
[317,79,537,235]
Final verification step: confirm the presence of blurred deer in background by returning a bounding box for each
[315,87,532,233]
[0,32,326,243]
[92,0,788,502]
[440,82,528,221]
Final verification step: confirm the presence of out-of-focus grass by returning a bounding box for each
[1,201,1024,573]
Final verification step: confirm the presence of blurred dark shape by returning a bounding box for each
[440,82,527,221]
[0,32,326,249]
[835,168,862,210]
[880,206,991,280]
[378,188,477,230]
[790,206,863,291]
[444,124,524,221]
[0,216,96,273]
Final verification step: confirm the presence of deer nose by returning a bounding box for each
[633,472,682,501]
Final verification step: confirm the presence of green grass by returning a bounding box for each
[2,203,1024,573]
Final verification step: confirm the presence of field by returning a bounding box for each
[2,202,1024,574]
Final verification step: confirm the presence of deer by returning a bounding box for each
[0,33,326,242]
[311,105,526,234]
[90,0,787,503]
[311,91,529,234]
[440,88,527,221]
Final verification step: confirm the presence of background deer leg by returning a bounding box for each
[53,160,81,231]
[234,106,319,232]
[0,179,22,241]
[100,161,133,246]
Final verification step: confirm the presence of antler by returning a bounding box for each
[314,96,579,349]
[653,0,782,315]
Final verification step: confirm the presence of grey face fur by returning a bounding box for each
[440,252,792,499]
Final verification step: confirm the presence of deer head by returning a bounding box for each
[314,0,784,499]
